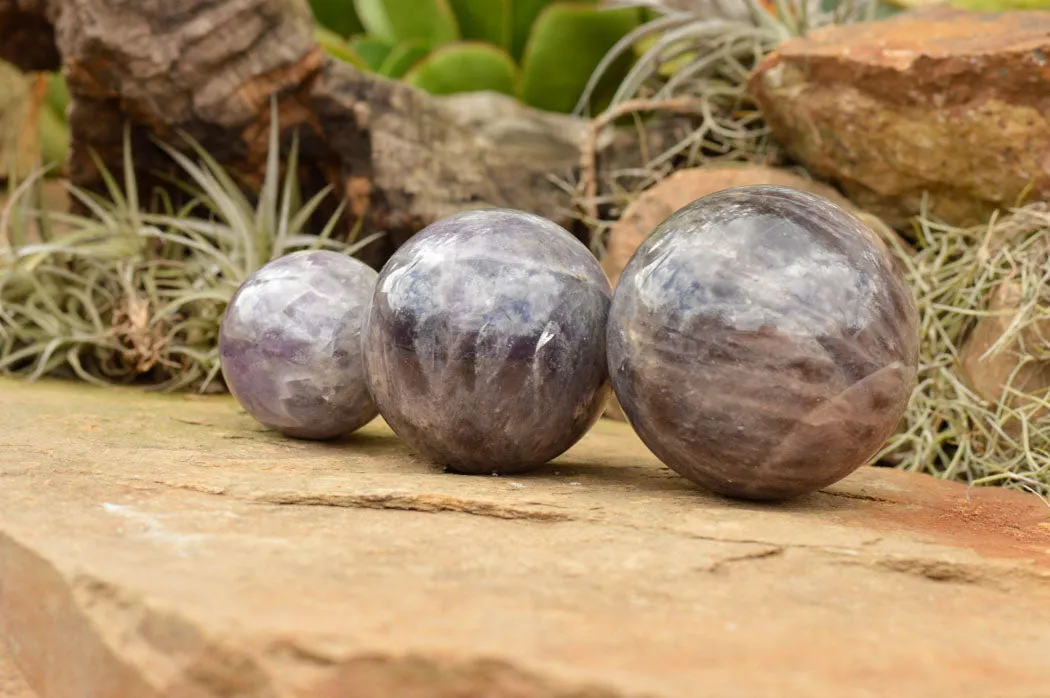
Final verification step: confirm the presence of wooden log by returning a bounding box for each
[0,0,590,263]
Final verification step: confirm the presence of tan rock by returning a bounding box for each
[2,378,1050,697]
[750,6,1050,227]
[601,165,852,291]
[959,280,1050,418]
[0,641,35,698]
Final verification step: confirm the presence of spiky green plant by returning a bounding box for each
[573,0,890,252]
[0,103,382,392]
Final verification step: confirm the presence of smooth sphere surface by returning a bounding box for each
[608,185,919,500]
[219,250,379,440]
[363,209,612,474]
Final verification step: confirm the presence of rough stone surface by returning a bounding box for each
[608,186,919,500]
[2,378,1050,697]
[364,209,611,474]
[0,641,35,698]
[3,378,1050,697]
[219,250,378,441]
[958,280,1050,422]
[749,7,1050,226]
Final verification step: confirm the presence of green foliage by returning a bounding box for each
[379,42,432,78]
[520,4,642,114]
[355,0,460,47]
[314,26,366,69]
[405,43,519,97]
[0,102,381,391]
[511,0,557,61]
[309,0,365,37]
[449,0,512,49]
[309,0,645,114]
[349,35,394,70]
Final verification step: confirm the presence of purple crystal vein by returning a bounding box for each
[219,250,379,440]
[363,209,612,474]
[608,185,919,500]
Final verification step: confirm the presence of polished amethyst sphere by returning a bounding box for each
[363,209,611,474]
[608,186,919,500]
[219,250,378,440]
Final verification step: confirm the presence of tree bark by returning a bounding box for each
[0,0,591,263]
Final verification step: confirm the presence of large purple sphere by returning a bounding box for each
[608,186,919,500]
[219,250,379,440]
[363,209,612,474]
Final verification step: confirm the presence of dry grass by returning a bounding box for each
[879,202,1050,497]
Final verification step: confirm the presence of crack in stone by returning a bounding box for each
[703,546,785,574]
[253,491,574,522]
[133,479,1050,597]
[819,490,895,503]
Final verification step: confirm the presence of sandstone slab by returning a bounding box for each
[749,7,1050,226]
[0,640,35,698]
[1,378,1050,697]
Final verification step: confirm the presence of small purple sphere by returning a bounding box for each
[363,209,612,474]
[608,186,919,500]
[219,250,379,440]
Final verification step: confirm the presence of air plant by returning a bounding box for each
[0,103,382,392]
[572,0,886,252]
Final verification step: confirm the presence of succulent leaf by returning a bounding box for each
[520,3,642,114]
[510,0,564,62]
[378,41,431,78]
[308,0,365,37]
[448,0,513,49]
[315,27,368,68]
[353,0,460,48]
[404,42,519,97]
[349,35,396,71]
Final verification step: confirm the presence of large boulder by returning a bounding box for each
[749,7,1050,227]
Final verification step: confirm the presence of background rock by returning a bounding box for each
[2,378,1050,698]
[0,641,34,698]
[749,7,1050,227]
[958,280,1050,419]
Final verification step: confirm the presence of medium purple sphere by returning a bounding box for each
[363,209,612,474]
[608,186,919,500]
[219,250,379,440]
